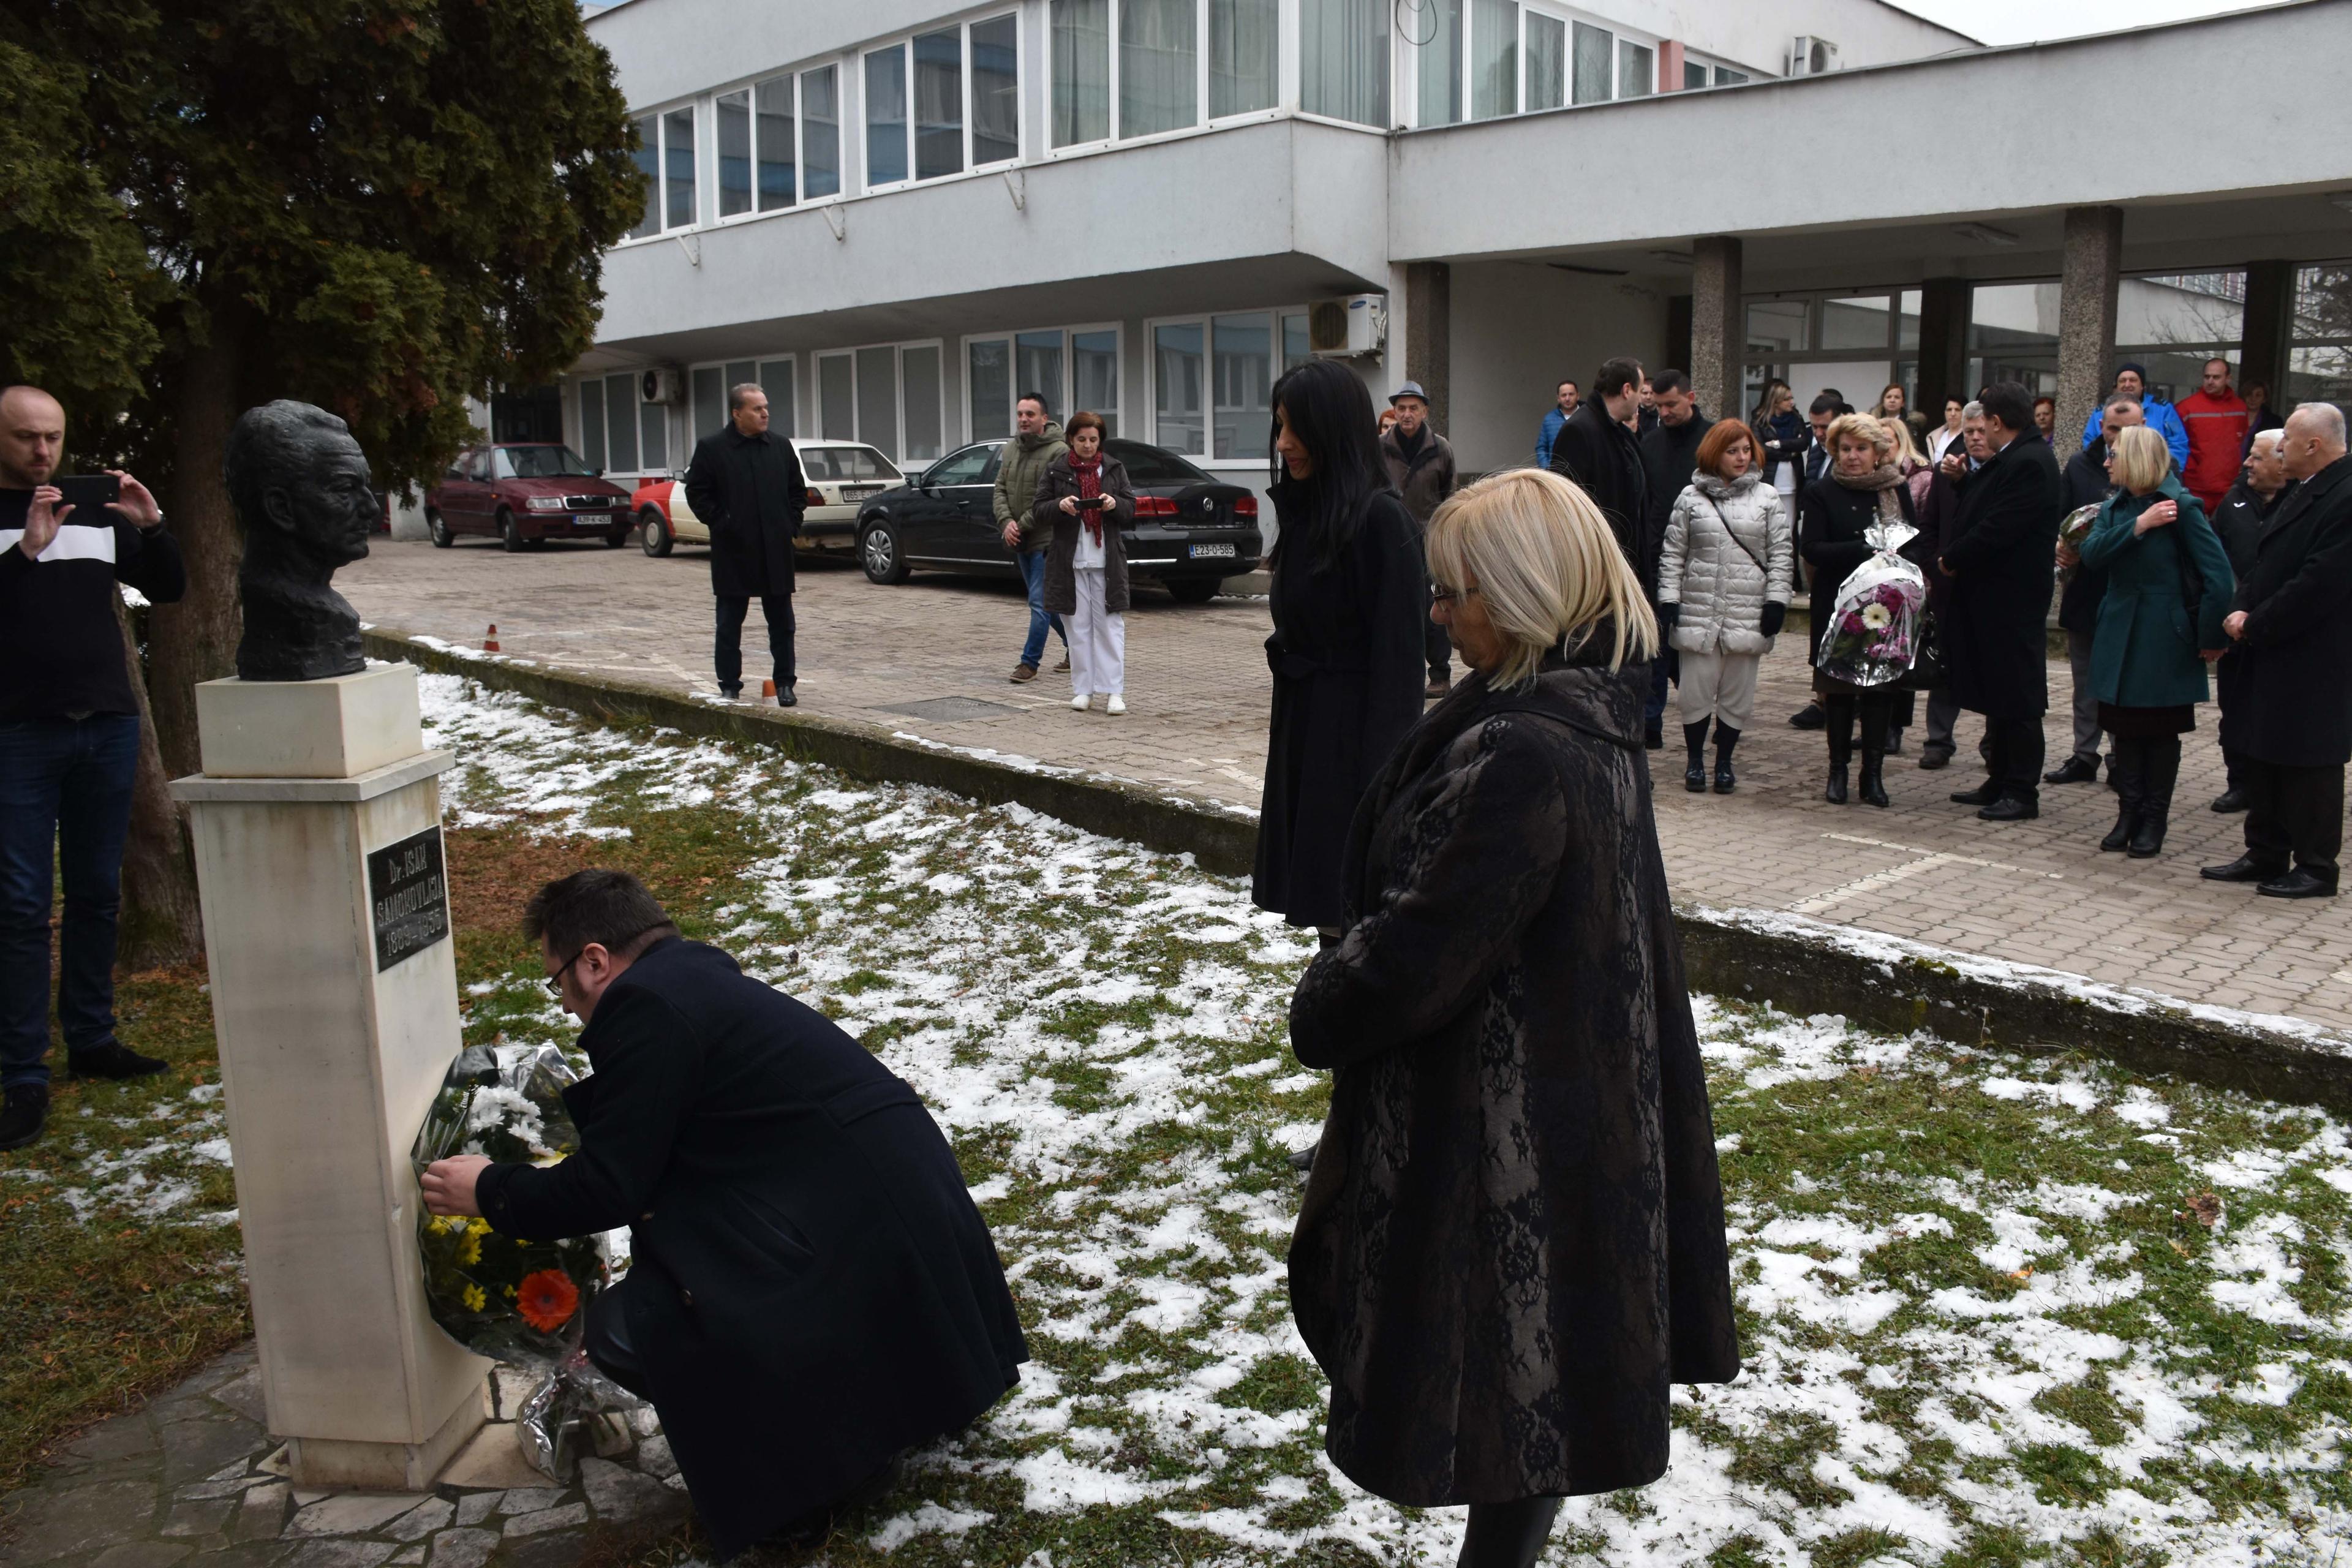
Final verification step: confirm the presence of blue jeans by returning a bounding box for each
[1018,550,1066,669]
[0,714,141,1089]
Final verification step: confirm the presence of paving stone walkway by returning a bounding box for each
[341,538,2352,1032]
[1,1349,688,1568]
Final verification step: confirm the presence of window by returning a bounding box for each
[927,445,998,487]
[692,366,724,435]
[1570,21,1610,103]
[625,111,699,238]
[1212,312,1274,458]
[813,343,946,464]
[1742,288,1932,420]
[1055,0,1282,143]
[1616,39,1651,97]
[802,66,842,198]
[866,17,1021,190]
[640,391,668,473]
[1153,310,1299,459]
[756,77,796,209]
[819,355,854,440]
[1683,60,1706,90]
[1416,0,1462,127]
[1052,0,1112,145]
[1154,323,1205,454]
[1526,13,1564,110]
[604,372,640,472]
[1471,0,1517,119]
[717,91,753,217]
[969,339,1013,440]
[1300,0,1388,126]
[968,326,1122,439]
[1121,0,1197,137]
[1210,0,1278,118]
[693,358,796,440]
[1074,330,1120,431]
[1715,66,1747,85]
[2290,263,2352,415]
[578,379,606,469]
[1283,311,1312,372]
[902,345,944,462]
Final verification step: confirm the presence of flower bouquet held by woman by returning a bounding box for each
[412,1042,636,1478]
[1816,520,1927,689]
[2056,503,2101,582]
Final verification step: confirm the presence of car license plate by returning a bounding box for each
[841,484,881,499]
[1188,543,1237,559]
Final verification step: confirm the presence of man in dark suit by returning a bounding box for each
[1936,381,2062,821]
[421,871,1027,1556]
[1548,355,1651,594]
[2202,405,2352,898]
[684,383,805,704]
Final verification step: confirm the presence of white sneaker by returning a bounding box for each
[1105,695,1126,715]
[1070,693,1091,711]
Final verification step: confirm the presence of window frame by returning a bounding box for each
[1048,0,1286,158]
[687,355,799,442]
[1143,305,1314,464]
[622,104,701,241]
[810,339,949,466]
[1406,0,1662,127]
[859,9,1025,196]
[960,323,1126,444]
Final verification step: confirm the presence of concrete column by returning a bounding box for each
[2239,258,2296,408]
[1689,236,1743,428]
[1915,276,1970,420]
[1404,262,1451,432]
[2056,206,2123,451]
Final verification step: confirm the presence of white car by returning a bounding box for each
[635,440,905,558]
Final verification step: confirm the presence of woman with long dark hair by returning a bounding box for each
[1253,360,1428,939]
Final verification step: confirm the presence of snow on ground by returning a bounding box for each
[31,673,2352,1567]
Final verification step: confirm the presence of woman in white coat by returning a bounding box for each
[1656,420,1796,794]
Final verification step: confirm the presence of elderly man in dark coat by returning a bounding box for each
[684,382,805,704]
[422,871,1026,1559]
[1936,382,2062,820]
[2203,405,2352,899]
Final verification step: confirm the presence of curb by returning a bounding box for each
[367,628,2352,1114]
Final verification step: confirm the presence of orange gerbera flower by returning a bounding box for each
[515,1268,581,1332]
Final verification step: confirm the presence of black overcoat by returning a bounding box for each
[1032,452,1136,614]
[2056,443,2114,635]
[1937,432,2062,719]
[475,940,1026,1558]
[1253,486,1429,930]
[684,426,805,598]
[2210,477,2290,582]
[2217,454,2352,768]
[1798,475,1918,636]
[1548,402,1654,595]
[1287,649,1740,1507]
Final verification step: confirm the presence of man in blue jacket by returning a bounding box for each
[2079,363,2188,470]
[1532,379,1578,469]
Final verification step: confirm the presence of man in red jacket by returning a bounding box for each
[2176,358,2250,514]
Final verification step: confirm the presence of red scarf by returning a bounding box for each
[1072,453,1105,546]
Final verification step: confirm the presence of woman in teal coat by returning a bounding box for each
[2078,424,2235,859]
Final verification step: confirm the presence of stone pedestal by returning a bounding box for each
[171,662,487,1490]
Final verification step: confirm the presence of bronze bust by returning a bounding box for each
[225,401,377,682]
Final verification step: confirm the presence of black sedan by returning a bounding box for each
[854,438,1261,603]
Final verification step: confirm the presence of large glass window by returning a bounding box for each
[901,345,943,462]
[1300,0,1388,126]
[865,48,910,187]
[802,66,841,198]
[1121,0,1198,137]
[1471,0,1517,119]
[1820,295,1893,352]
[914,28,965,181]
[969,339,1013,440]
[1570,21,1610,104]
[1017,331,1066,416]
[972,15,1020,162]
[1154,323,1206,454]
[857,347,899,457]
[717,91,752,218]
[578,378,606,469]
[1283,311,1312,372]
[2290,263,2352,413]
[970,328,1120,440]
[1155,311,1298,459]
[759,358,796,437]
[1074,330,1120,433]
[628,116,660,239]
[1616,38,1652,97]
[819,355,855,440]
[1526,13,1564,110]
[1416,0,1463,127]
[1052,0,1112,145]
[755,76,796,210]
[808,344,946,462]
[1210,0,1278,118]
[867,19,1021,189]
[604,373,640,472]
[692,367,724,439]
[1746,298,1809,356]
[1212,313,1273,459]
[640,392,667,474]
[663,107,696,228]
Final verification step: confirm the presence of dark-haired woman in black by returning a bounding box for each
[1252,360,1429,938]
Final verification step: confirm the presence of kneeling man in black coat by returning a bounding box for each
[422,871,1026,1556]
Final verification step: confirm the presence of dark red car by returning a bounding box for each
[425,443,634,552]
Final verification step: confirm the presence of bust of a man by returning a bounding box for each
[225,401,377,682]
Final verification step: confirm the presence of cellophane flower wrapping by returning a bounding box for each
[2057,502,2101,582]
[412,1043,638,1479]
[1815,519,1928,689]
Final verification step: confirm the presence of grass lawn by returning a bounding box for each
[5,671,2349,1567]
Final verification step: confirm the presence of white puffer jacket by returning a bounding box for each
[1657,473,1795,656]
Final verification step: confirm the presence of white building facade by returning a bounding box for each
[555,0,2352,506]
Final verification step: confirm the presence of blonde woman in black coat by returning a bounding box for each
[1289,467,1739,1568]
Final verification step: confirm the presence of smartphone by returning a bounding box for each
[53,474,122,519]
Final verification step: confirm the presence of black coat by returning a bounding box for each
[1031,452,1136,614]
[1254,486,1428,930]
[1548,401,1653,595]
[2057,443,2114,635]
[684,426,805,598]
[1638,410,1708,550]
[1913,462,1967,617]
[475,940,1025,1558]
[1937,432,2062,719]
[1288,650,1739,1507]
[2211,477,2291,582]
[2217,455,2352,768]
[1799,475,1918,643]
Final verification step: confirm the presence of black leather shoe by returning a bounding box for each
[1286,1142,1319,1170]
[2044,756,2100,785]
[0,1084,47,1152]
[1644,720,1664,751]
[777,685,799,708]
[1685,763,1708,793]
[67,1040,168,1080]
[2210,790,2247,813]
[718,682,744,699]
[1950,782,2000,806]
[1917,749,1951,771]
[1978,796,2040,821]
[1789,703,1826,730]
[2258,870,2338,899]
[2201,855,2286,883]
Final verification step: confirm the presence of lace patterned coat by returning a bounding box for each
[1286,649,1741,1507]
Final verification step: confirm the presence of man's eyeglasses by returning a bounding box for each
[543,950,586,997]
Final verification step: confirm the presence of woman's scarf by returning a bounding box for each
[1072,454,1105,546]
[1833,459,1908,527]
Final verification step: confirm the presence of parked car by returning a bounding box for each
[426,443,633,551]
[854,438,1259,603]
[635,440,903,557]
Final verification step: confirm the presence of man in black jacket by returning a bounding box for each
[1548,356,1651,595]
[1937,382,2062,821]
[1,386,186,1153]
[1637,371,1705,748]
[2201,405,2352,898]
[684,383,805,704]
[2203,428,2293,813]
[1787,394,1847,732]
[2046,397,2144,786]
[423,870,1027,1555]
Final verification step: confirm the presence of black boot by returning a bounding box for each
[1713,723,1741,793]
[1858,704,1890,807]
[2100,737,2143,853]
[0,1083,47,1152]
[2130,737,2180,858]
[1683,721,1711,793]
[1823,696,1854,804]
[1459,1497,1564,1568]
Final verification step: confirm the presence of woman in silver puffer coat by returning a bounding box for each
[1656,420,1795,794]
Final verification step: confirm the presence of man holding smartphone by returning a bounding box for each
[0,385,187,1152]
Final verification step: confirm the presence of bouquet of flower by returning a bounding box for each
[1815,519,1928,689]
[2057,502,2101,582]
[413,1043,636,1479]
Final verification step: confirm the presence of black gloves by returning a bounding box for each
[1761,601,1787,638]
[1656,601,1681,629]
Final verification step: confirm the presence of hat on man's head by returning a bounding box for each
[1390,381,1429,405]
[2116,361,2148,380]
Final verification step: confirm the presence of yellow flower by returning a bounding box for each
[461,1284,486,1311]
[468,1217,492,1235]
[459,1234,483,1267]
[503,1284,518,1298]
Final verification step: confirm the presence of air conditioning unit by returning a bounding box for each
[1789,36,1839,76]
[640,368,687,405]
[1310,295,1387,359]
